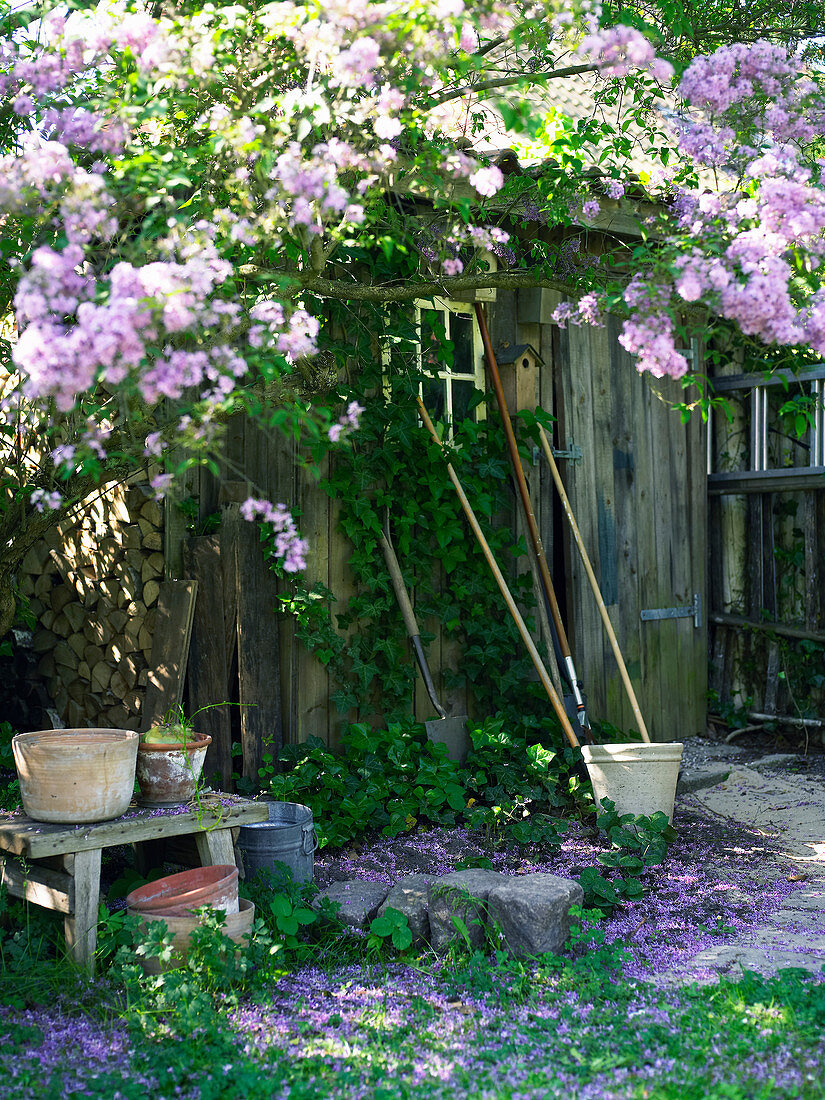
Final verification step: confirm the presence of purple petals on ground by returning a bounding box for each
[316,808,810,982]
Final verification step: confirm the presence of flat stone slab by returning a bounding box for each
[691,766,825,864]
[428,869,506,950]
[378,874,434,944]
[676,764,731,796]
[666,943,825,981]
[315,880,389,931]
[487,874,583,958]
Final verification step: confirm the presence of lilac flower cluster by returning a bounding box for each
[240,498,309,573]
[29,488,62,513]
[329,401,365,443]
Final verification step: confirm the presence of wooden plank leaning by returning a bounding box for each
[537,424,651,743]
[142,579,198,729]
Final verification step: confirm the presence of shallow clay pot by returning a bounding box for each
[129,897,255,974]
[12,728,138,824]
[135,732,211,805]
[126,864,239,916]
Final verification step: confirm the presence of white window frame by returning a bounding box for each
[414,298,486,436]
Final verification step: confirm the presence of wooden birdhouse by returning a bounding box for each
[493,342,543,373]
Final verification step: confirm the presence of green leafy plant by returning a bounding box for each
[576,800,677,915]
[141,702,240,745]
[368,907,413,953]
[264,715,580,850]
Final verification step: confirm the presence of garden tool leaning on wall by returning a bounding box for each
[537,424,651,743]
[416,396,581,752]
[379,516,470,763]
[474,304,593,744]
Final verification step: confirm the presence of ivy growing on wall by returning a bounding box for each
[274,299,563,738]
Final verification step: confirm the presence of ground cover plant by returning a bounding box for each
[2,722,825,1099]
[1,805,824,1100]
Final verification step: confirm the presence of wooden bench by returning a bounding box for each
[0,795,268,975]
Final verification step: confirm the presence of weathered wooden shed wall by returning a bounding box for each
[176,292,709,771]
[493,288,708,743]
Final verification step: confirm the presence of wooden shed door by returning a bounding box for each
[553,317,707,743]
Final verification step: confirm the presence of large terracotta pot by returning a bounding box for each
[135,732,211,805]
[12,728,138,824]
[129,897,255,974]
[126,864,239,915]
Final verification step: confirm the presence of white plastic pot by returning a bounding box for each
[581,742,683,821]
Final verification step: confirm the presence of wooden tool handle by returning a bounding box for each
[418,397,580,750]
[379,530,419,640]
[538,424,651,743]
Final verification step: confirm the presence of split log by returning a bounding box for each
[51,613,71,638]
[34,573,55,600]
[121,525,142,550]
[140,500,163,527]
[53,642,78,671]
[32,629,57,653]
[83,644,105,668]
[91,661,112,692]
[51,586,74,614]
[143,580,160,608]
[67,633,86,660]
[63,603,86,633]
[38,653,57,679]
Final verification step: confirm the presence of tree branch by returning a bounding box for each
[426,64,601,110]
[292,270,577,302]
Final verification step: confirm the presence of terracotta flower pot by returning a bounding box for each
[126,864,239,915]
[135,732,211,805]
[129,897,255,974]
[12,728,138,824]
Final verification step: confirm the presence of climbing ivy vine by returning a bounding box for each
[271,300,561,736]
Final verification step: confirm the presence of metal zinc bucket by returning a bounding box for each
[237,801,318,884]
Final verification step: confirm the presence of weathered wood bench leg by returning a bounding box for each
[195,827,236,868]
[64,848,102,976]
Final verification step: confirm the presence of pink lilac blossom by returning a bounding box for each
[150,472,175,500]
[469,166,504,198]
[239,498,308,572]
[328,400,365,443]
[551,293,604,329]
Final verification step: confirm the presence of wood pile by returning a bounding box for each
[16,483,165,730]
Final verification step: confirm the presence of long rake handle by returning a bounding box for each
[538,425,651,743]
[417,396,580,750]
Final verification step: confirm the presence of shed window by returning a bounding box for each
[416,300,485,434]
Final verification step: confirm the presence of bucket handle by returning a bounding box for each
[301,821,318,855]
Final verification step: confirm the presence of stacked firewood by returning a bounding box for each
[16,483,164,730]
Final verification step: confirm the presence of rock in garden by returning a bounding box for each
[428,869,506,950]
[314,880,389,931]
[378,875,434,944]
[487,874,583,958]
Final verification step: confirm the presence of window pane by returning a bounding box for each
[449,314,474,376]
[451,380,475,425]
[420,310,448,372]
[422,378,447,422]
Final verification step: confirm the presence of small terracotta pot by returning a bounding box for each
[129,897,255,974]
[12,728,138,824]
[126,864,239,915]
[135,732,211,805]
